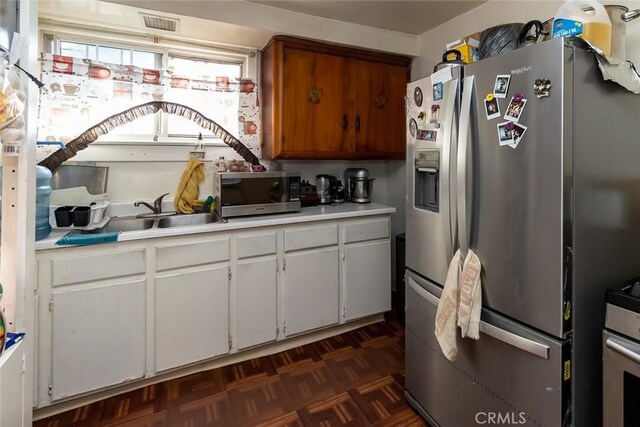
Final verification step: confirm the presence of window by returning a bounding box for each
[41,32,248,144]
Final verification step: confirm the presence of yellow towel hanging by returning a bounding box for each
[175,157,205,214]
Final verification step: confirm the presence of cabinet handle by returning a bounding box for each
[308,87,323,104]
[355,115,361,132]
[342,114,348,130]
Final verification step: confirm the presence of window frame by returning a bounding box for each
[40,26,254,146]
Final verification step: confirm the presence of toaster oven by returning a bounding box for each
[213,171,301,217]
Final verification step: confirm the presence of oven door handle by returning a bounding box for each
[606,335,640,365]
[407,275,550,360]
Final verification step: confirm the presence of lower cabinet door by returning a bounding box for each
[51,280,146,400]
[155,266,229,372]
[344,240,391,321]
[285,247,339,336]
[237,257,278,349]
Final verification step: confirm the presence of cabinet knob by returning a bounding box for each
[308,87,324,104]
[355,115,361,132]
[374,94,386,109]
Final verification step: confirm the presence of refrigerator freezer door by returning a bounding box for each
[405,270,568,427]
[406,70,459,286]
[459,40,568,338]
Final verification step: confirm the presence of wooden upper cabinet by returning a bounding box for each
[354,60,408,156]
[282,48,354,156]
[261,36,411,160]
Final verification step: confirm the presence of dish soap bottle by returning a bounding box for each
[552,0,612,56]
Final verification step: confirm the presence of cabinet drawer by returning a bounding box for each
[52,249,145,286]
[237,232,277,259]
[285,224,338,252]
[156,238,230,272]
[344,218,390,243]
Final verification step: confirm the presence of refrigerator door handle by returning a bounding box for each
[606,336,640,365]
[408,272,550,360]
[457,75,474,256]
[441,80,458,260]
[479,322,550,360]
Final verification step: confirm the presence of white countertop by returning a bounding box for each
[35,202,396,251]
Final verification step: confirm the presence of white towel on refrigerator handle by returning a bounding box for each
[434,249,462,361]
[457,249,482,340]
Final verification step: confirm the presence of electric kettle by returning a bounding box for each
[315,174,337,205]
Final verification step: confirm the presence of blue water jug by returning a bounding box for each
[35,166,52,241]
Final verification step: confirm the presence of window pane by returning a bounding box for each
[87,45,97,60]
[132,51,157,69]
[167,89,239,137]
[60,41,89,59]
[168,57,241,80]
[166,56,242,137]
[98,46,124,64]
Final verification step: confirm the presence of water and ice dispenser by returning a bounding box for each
[414,150,439,213]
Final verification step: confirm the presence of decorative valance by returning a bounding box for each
[37,53,260,157]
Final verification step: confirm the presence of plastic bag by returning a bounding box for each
[478,23,524,60]
[0,57,25,131]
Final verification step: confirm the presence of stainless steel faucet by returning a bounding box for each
[134,193,169,214]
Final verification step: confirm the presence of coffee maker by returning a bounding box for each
[344,168,374,203]
[315,174,337,205]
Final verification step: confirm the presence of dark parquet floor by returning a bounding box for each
[34,318,426,427]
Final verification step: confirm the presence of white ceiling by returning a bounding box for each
[246,0,484,35]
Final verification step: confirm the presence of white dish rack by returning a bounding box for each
[49,200,111,231]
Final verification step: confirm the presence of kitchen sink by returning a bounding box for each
[157,212,219,228]
[74,212,222,234]
[79,217,155,234]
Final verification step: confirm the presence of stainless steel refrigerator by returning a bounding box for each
[405,37,640,427]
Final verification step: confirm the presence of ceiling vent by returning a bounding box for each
[140,13,180,33]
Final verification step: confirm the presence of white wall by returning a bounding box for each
[39,0,418,55]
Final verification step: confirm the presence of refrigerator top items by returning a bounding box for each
[433,50,465,72]
[478,23,524,59]
[517,20,547,48]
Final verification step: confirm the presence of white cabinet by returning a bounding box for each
[237,231,278,349]
[51,280,146,400]
[155,266,230,372]
[343,240,391,321]
[0,342,25,427]
[284,247,340,336]
[342,218,392,321]
[237,258,278,349]
[34,212,393,408]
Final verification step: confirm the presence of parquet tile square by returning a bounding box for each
[166,391,232,427]
[165,370,227,403]
[363,335,405,377]
[253,411,304,427]
[227,375,293,426]
[349,375,409,424]
[348,323,396,348]
[270,343,322,373]
[297,392,369,426]
[223,355,278,389]
[279,361,342,409]
[312,333,361,359]
[324,348,383,390]
[34,321,427,427]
